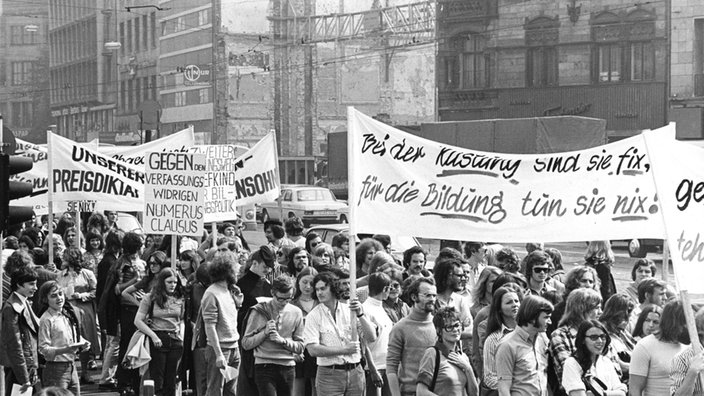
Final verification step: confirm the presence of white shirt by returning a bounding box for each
[362,297,393,370]
[303,300,361,366]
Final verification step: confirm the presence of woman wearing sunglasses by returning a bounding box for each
[561,319,627,396]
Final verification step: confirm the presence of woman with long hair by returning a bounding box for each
[134,268,185,396]
[561,320,627,396]
[482,285,522,394]
[599,294,636,382]
[121,251,169,304]
[56,247,100,384]
[584,240,617,303]
[550,288,603,394]
[177,249,201,281]
[82,231,104,274]
[312,243,335,271]
[355,238,384,277]
[548,265,601,335]
[416,306,478,395]
[291,266,319,396]
[631,305,663,340]
[629,300,689,396]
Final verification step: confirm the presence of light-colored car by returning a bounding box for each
[260,185,348,226]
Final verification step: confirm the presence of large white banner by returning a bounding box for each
[349,107,667,242]
[190,133,281,222]
[99,126,195,166]
[144,152,206,236]
[643,129,704,293]
[15,129,194,214]
[48,132,145,213]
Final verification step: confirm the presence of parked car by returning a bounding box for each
[627,238,663,258]
[260,185,348,226]
[306,224,433,270]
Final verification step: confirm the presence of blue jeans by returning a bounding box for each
[254,364,295,396]
[43,361,79,396]
[204,346,240,396]
[316,365,364,396]
[148,331,183,396]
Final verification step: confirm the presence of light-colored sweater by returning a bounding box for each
[241,302,304,366]
[201,282,239,349]
[386,309,436,394]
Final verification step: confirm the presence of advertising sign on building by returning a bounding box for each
[183,64,211,86]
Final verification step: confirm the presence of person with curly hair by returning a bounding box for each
[56,247,99,384]
[548,265,601,335]
[417,306,478,395]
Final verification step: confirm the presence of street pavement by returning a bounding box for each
[242,223,674,293]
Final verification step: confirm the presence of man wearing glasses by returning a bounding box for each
[241,275,305,396]
[433,259,474,352]
[524,251,557,297]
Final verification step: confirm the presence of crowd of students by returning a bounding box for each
[2,212,703,396]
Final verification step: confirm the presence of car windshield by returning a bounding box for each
[297,189,334,202]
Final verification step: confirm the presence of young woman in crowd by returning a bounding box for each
[584,241,617,303]
[471,266,502,318]
[382,268,411,324]
[37,280,91,395]
[482,285,522,395]
[550,288,603,395]
[305,232,322,254]
[355,238,384,277]
[82,231,104,274]
[560,320,627,396]
[291,266,319,396]
[177,249,201,281]
[312,243,335,271]
[624,259,656,305]
[416,306,478,395]
[631,305,663,340]
[599,294,636,382]
[629,300,689,396]
[56,247,99,384]
[62,227,83,253]
[121,251,169,302]
[134,268,185,396]
[548,265,601,335]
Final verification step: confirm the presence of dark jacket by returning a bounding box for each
[0,293,40,385]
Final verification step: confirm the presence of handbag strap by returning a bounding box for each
[429,346,440,392]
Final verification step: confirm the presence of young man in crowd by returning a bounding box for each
[303,272,375,396]
[0,267,40,395]
[201,251,244,396]
[363,272,394,396]
[386,277,437,396]
[496,295,553,396]
[463,241,486,290]
[242,275,305,396]
[524,250,557,297]
[433,258,473,350]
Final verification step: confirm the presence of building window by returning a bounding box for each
[460,35,489,89]
[199,88,209,103]
[527,47,558,86]
[10,26,39,45]
[11,102,32,127]
[591,9,656,84]
[598,44,621,82]
[143,15,149,50]
[11,62,34,85]
[176,16,186,32]
[151,13,157,48]
[198,9,210,26]
[175,91,186,106]
[134,17,141,52]
[126,19,132,53]
[119,22,125,56]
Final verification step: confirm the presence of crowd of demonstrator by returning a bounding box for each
[2,212,704,396]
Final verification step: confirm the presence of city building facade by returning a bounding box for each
[436,0,669,140]
[0,0,51,143]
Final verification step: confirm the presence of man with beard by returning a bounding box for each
[496,295,553,396]
[386,277,437,396]
[433,259,473,352]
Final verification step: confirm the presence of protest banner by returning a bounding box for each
[48,131,145,213]
[15,129,194,215]
[144,151,206,236]
[642,127,704,293]
[348,107,666,243]
[99,126,194,166]
[191,132,281,222]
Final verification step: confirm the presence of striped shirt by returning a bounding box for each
[671,347,704,396]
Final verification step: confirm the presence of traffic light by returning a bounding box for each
[0,153,34,234]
